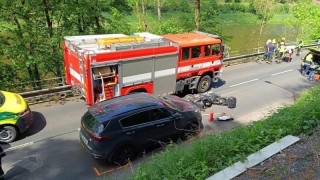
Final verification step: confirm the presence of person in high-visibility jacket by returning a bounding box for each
[279,43,286,58]
[303,53,313,75]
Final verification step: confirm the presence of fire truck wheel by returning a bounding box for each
[197,75,212,93]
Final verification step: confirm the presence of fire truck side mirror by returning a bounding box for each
[221,45,225,57]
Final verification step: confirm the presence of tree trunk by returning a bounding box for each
[157,0,161,23]
[42,0,63,83]
[94,1,101,30]
[142,0,147,31]
[195,0,200,30]
[135,0,143,29]
[42,0,53,37]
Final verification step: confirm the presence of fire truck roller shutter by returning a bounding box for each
[153,54,178,96]
[121,58,153,87]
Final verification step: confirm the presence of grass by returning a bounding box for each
[130,86,320,180]
[218,12,258,24]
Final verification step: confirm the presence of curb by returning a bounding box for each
[206,135,300,180]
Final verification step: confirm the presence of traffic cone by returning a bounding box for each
[209,112,214,122]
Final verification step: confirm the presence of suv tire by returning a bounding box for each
[111,145,136,165]
[182,122,200,140]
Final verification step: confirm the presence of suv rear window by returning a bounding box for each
[82,111,104,133]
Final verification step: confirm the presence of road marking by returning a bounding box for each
[271,69,294,76]
[5,129,80,152]
[93,163,130,176]
[228,69,294,88]
[229,79,259,88]
[5,142,34,152]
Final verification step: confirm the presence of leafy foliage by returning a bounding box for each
[290,1,320,41]
[218,3,253,13]
[0,0,132,90]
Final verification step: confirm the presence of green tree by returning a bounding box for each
[0,0,131,90]
[249,0,275,47]
[290,1,320,41]
[199,1,221,35]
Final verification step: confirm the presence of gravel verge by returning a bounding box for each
[233,126,320,180]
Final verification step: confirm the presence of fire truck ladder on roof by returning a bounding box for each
[110,39,171,51]
[193,31,220,39]
[97,36,145,45]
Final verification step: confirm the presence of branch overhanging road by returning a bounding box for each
[2,51,319,179]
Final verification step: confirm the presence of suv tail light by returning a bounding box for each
[81,121,112,141]
[90,134,113,141]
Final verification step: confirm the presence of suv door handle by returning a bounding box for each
[156,124,164,127]
[126,131,135,135]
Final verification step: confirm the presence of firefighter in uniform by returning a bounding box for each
[277,38,286,63]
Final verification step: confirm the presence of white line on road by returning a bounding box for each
[271,69,294,76]
[5,129,80,152]
[229,79,259,88]
[5,142,34,152]
[228,69,294,88]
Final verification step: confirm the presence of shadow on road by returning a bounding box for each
[212,78,226,88]
[19,111,47,140]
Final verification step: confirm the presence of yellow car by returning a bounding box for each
[0,90,33,143]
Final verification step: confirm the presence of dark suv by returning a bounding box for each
[80,93,202,165]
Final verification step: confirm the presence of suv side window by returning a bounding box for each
[150,108,172,121]
[120,111,151,128]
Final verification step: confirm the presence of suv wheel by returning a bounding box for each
[111,145,136,165]
[0,126,18,143]
[182,122,200,140]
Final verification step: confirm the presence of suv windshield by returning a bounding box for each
[0,92,5,107]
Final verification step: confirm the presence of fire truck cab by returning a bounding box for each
[63,31,223,105]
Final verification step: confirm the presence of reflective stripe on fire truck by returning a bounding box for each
[69,67,83,83]
[178,60,221,73]
[123,72,152,84]
[154,68,176,78]
[123,68,176,85]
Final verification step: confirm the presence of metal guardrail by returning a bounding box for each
[16,41,320,105]
[223,41,320,65]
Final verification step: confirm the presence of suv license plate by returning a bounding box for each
[80,132,89,146]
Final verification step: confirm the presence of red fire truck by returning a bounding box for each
[63,31,223,105]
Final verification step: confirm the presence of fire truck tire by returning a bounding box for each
[197,75,212,93]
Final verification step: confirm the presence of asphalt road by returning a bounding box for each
[2,51,319,180]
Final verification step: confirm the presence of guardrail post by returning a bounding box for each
[257,47,260,61]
